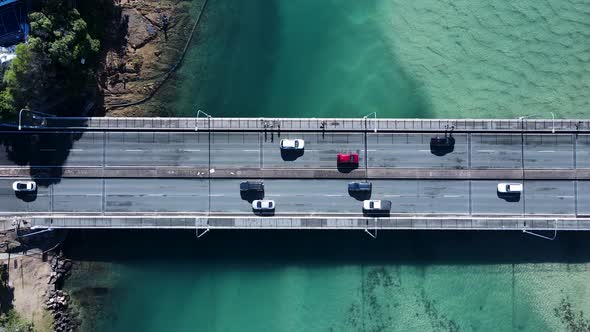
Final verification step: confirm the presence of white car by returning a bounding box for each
[280,139,304,150]
[497,183,523,194]
[252,200,275,211]
[12,181,37,192]
[362,200,392,212]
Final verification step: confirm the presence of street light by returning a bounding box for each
[517,113,556,133]
[363,112,377,133]
[195,109,212,131]
[18,109,54,131]
[18,108,27,130]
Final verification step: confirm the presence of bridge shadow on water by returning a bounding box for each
[63,230,590,266]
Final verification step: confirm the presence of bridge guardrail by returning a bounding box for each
[28,117,589,132]
[29,216,583,231]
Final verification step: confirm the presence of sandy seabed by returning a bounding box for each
[379,0,590,118]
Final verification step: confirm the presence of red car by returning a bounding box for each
[337,153,359,165]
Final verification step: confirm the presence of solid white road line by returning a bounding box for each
[125,149,144,152]
[537,150,555,153]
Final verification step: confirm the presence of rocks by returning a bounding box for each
[124,8,158,49]
[45,252,78,331]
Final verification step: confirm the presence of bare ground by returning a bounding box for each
[6,255,53,331]
[98,0,205,116]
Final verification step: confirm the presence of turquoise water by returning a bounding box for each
[66,0,590,331]
[66,231,590,331]
[153,0,590,118]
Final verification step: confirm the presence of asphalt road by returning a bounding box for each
[0,131,586,169]
[0,178,582,216]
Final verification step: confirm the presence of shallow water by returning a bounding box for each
[66,0,590,331]
[153,0,590,118]
[66,231,590,332]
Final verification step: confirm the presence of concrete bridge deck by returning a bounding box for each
[2,131,590,170]
[2,177,590,232]
[2,117,590,231]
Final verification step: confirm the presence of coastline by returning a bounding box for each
[0,224,72,332]
[96,0,206,117]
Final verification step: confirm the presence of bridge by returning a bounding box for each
[2,116,590,235]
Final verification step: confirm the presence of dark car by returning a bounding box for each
[240,181,264,193]
[430,136,455,156]
[430,136,453,148]
[348,182,372,193]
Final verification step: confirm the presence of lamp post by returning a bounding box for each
[18,108,29,131]
[517,112,556,134]
[362,112,377,179]
[363,112,377,133]
[18,109,54,131]
[195,109,212,132]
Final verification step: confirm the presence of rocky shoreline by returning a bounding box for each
[0,224,73,331]
[98,0,206,117]
[44,253,77,332]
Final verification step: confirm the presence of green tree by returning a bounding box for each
[2,0,100,116]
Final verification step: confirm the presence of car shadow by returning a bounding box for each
[497,192,521,202]
[253,210,275,217]
[240,191,264,203]
[363,211,391,218]
[348,191,371,201]
[337,164,358,173]
[280,149,304,161]
[15,191,37,202]
[430,136,455,156]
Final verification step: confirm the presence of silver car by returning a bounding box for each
[12,181,37,192]
[252,200,275,211]
[497,183,523,194]
[363,200,391,212]
[280,139,304,150]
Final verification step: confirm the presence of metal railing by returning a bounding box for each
[27,216,589,231]
[12,117,587,133]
